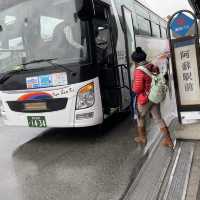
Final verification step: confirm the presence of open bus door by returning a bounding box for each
[121,6,136,115]
[92,1,123,115]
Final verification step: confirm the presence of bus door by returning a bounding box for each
[92,1,122,115]
[121,6,136,111]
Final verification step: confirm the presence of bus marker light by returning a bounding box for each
[79,83,94,94]
[76,112,94,120]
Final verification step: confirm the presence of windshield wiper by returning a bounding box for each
[22,58,57,67]
[22,58,76,74]
[0,59,57,84]
[0,58,77,84]
[0,68,27,84]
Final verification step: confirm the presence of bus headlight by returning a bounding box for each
[76,82,95,110]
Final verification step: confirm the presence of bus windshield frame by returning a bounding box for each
[0,0,90,73]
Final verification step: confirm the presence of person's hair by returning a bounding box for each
[131,47,147,63]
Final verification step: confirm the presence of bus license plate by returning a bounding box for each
[27,116,47,128]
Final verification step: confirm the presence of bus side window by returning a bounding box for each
[94,24,111,64]
[92,1,115,66]
[95,25,109,49]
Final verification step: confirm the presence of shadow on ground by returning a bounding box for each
[10,112,146,200]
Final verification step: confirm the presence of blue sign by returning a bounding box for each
[170,13,194,37]
[39,75,53,88]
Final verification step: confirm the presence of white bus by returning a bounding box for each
[0,0,177,128]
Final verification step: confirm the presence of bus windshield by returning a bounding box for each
[0,0,89,73]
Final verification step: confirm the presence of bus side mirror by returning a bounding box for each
[77,0,95,21]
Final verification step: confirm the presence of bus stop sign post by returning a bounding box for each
[167,10,200,124]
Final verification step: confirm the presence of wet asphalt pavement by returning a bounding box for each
[0,115,148,200]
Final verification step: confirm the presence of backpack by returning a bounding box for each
[137,65,168,104]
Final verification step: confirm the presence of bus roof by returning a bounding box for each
[135,0,167,23]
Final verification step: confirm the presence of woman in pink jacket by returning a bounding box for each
[132,47,173,148]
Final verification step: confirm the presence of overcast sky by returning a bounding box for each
[144,0,193,18]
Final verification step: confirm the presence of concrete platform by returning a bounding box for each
[175,123,200,140]
[123,124,200,200]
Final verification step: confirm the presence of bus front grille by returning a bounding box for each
[7,98,68,113]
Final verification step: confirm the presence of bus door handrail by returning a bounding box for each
[116,64,130,90]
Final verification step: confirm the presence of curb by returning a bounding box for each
[119,117,179,200]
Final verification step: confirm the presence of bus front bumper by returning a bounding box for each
[0,78,103,128]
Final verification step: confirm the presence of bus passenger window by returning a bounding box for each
[151,22,161,38]
[94,24,112,64]
[161,27,167,38]
[136,15,151,36]
[92,1,115,65]
[95,25,109,49]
